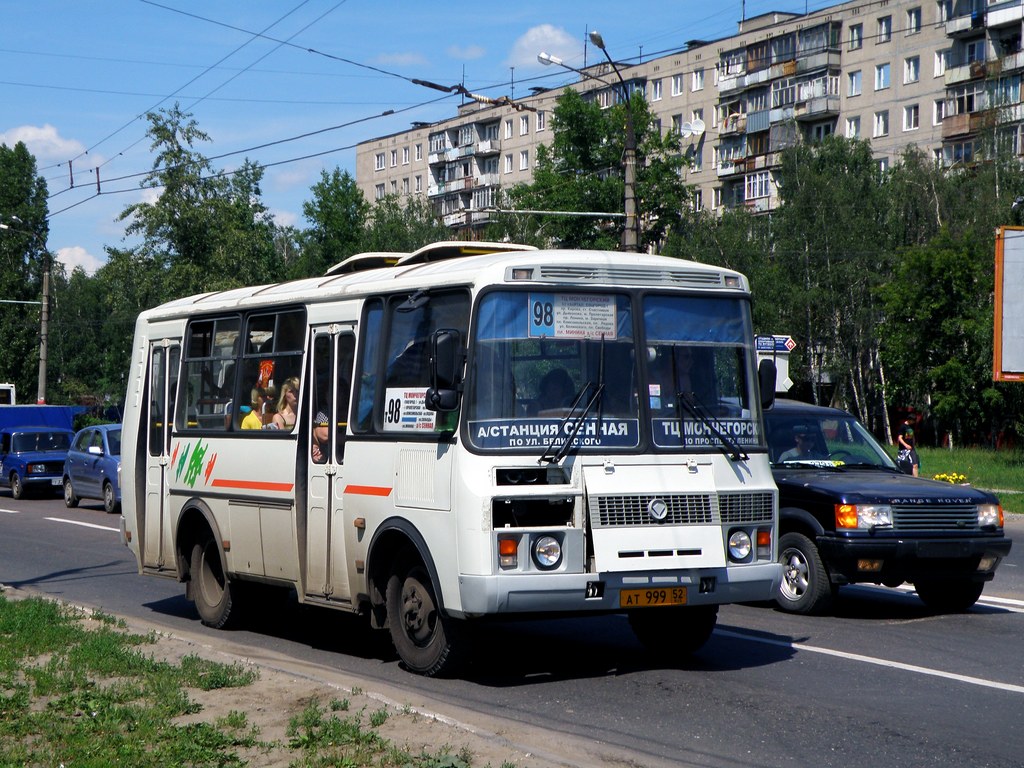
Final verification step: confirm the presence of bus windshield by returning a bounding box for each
[465,290,765,453]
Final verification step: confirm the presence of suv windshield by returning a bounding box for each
[465,290,765,454]
[767,411,898,469]
[12,432,71,453]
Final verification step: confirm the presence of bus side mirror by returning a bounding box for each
[426,328,463,412]
[758,358,777,410]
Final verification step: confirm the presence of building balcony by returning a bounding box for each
[945,11,985,37]
[794,95,841,120]
[941,110,996,139]
[988,0,1023,29]
[476,139,500,155]
[443,211,468,227]
[795,49,841,75]
[476,172,500,187]
[717,159,746,177]
[470,210,492,224]
[1002,50,1024,73]
[746,109,770,133]
[745,196,772,213]
[718,72,744,94]
[944,62,979,86]
[720,113,747,135]
[428,151,444,165]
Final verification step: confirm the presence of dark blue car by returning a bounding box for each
[0,426,74,499]
[63,424,122,513]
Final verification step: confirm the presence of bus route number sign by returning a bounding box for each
[529,293,617,340]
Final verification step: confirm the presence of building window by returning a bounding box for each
[904,104,920,131]
[691,108,704,126]
[849,23,863,50]
[536,111,546,131]
[504,119,513,139]
[672,114,682,134]
[671,74,684,96]
[846,116,861,138]
[935,50,949,77]
[875,63,891,91]
[688,145,702,172]
[692,68,704,91]
[374,153,385,171]
[933,99,947,126]
[745,171,770,200]
[944,140,974,165]
[906,7,921,35]
[402,147,410,165]
[693,189,703,211]
[402,177,410,194]
[504,154,512,173]
[652,79,662,100]
[937,0,951,23]
[389,180,397,193]
[878,157,889,173]
[713,188,723,209]
[519,150,529,170]
[415,143,422,161]
[877,16,891,43]
[873,110,889,137]
[415,175,422,193]
[374,183,385,200]
[966,39,985,64]
[390,150,398,168]
[848,70,862,97]
[520,115,529,136]
[905,56,920,84]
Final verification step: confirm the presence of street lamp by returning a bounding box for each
[538,34,640,252]
[0,215,50,404]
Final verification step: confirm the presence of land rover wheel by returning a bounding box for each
[915,579,984,613]
[777,532,833,614]
[385,560,464,677]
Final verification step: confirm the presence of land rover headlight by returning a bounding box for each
[836,504,892,529]
[532,535,562,570]
[977,504,1003,528]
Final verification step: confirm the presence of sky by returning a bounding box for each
[2,0,834,276]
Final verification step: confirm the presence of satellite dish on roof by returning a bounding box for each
[691,118,705,136]
[680,121,693,138]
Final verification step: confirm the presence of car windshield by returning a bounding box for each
[767,411,898,469]
[12,431,71,453]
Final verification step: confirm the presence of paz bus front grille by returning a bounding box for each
[590,492,774,528]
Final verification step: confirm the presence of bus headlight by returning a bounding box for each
[728,530,752,561]
[532,535,562,570]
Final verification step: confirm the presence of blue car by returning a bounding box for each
[63,424,122,513]
[0,426,74,499]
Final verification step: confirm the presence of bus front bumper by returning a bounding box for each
[453,562,782,618]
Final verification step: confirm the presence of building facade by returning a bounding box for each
[355,0,1019,235]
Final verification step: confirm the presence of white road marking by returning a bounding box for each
[0,508,20,514]
[717,629,1024,694]
[44,517,119,533]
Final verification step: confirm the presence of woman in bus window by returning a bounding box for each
[272,377,299,430]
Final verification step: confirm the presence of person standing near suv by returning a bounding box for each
[897,419,919,476]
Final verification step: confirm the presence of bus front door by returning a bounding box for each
[304,327,356,603]
[143,340,179,572]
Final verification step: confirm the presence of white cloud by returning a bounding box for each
[271,209,299,229]
[55,245,104,276]
[448,44,486,61]
[507,25,584,69]
[0,124,103,168]
[376,51,429,68]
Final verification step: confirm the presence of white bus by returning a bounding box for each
[120,242,781,676]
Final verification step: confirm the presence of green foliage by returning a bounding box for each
[360,194,450,254]
[292,168,369,278]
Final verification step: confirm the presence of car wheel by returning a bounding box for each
[102,481,118,514]
[10,472,24,500]
[386,560,464,677]
[628,604,718,657]
[776,532,833,614]
[63,478,79,508]
[914,579,984,613]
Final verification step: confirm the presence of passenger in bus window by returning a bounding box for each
[272,377,299,430]
[241,388,265,430]
[311,410,329,463]
[532,367,574,415]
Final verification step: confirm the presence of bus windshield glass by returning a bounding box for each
[467,290,639,451]
[465,290,764,453]
[643,294,763,451]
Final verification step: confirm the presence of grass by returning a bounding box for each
[914,446,1024,515]
[0,592,513,768]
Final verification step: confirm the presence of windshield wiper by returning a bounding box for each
[676,392,748,462]
[538,382,605,464]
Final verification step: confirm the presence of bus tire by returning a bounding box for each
[628,604,718,657]
[190,535,237,629]
[385,561,463,677]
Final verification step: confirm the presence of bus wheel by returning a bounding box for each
[190,535,237,629]
[628,604,718,657]
[386,562,463,677]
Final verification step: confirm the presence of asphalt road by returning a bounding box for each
[2,492,1022,768]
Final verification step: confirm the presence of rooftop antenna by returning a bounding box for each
[510,66,515,100]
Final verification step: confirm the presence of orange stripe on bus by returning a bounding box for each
[345,484,393,497]
[210,478,295,492]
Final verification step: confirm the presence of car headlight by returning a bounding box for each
[836,503,893,529]
[532,535,562,570]
[977,504,1003,528]
[28,463,47,475]
[728,530,752,561]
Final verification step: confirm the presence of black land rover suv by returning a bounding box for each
[765,399,1012,614]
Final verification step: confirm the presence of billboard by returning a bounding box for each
[994,226,1024,381]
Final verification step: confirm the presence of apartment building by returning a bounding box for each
[355,0,1019,234]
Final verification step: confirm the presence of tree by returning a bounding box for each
[359,195,449,254]
[292,169,368,279]
[0,142,49,401]
[492,89,688,250]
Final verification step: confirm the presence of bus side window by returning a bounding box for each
[353,300,384,433]
[336,335,355,460]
